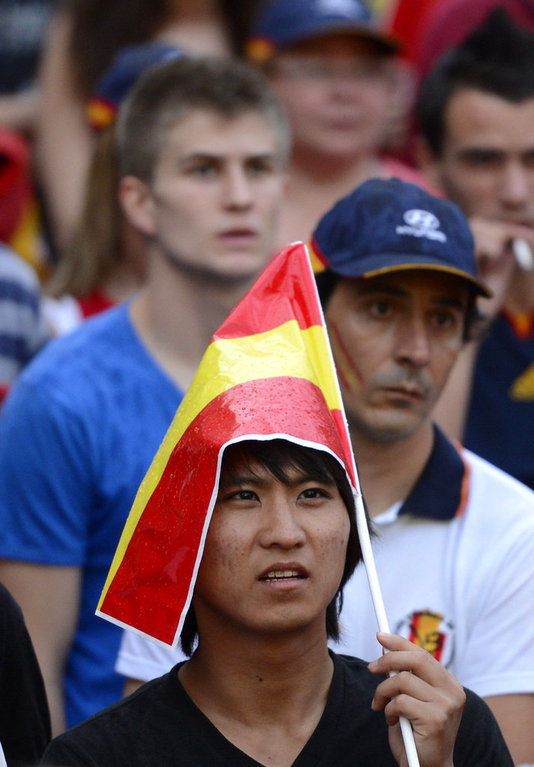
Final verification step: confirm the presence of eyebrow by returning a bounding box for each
[218,469,334,491]
[180,150,278,163]
[456,146,504,159]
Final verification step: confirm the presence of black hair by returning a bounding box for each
[180,438,364,656]
[417,8,534,157]
[315,270,482,343]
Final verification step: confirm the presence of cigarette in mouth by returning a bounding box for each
[512,238,534,272]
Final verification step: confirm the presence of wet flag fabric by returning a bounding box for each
[97,242,359,646]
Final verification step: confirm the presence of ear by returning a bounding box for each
[118,176,157,237]
[412,134,445,194]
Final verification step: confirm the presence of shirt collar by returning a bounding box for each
[398,425,469,521]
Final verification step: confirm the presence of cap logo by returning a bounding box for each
[396,209,447,243]
[315,0,362,16]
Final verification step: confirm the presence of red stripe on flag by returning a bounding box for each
[99,375,348,645]
[216,243,324,340]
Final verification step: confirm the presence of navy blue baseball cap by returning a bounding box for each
[246,0,400,62]
[87,43,185,130]
[309,178,491,297]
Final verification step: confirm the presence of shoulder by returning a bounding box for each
[457,450,534,570]
[4,303,139,406]
[381,159,438,194]
[464,448,534,518]
[0,245,40,291]
[116,630,186,682]
[41,666,188,764]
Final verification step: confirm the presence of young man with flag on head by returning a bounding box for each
[40,243,512,767]
[0,55,290,735]
[310,177,534,765]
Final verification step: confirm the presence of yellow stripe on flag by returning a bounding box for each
[99,320,341,603]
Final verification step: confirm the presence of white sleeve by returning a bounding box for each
[115,630,187,682]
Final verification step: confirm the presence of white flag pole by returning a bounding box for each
[355,493,420,767]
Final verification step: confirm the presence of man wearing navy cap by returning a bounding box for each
[245,0,428,250]
[311,177,534,763]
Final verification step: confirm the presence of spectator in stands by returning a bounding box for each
[245,0,426,248]
[416,9,534,492]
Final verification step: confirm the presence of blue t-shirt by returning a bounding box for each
[0,303,182,727]
[465,311,534,491]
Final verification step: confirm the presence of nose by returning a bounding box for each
[499,160,530,210]
[394,314,431,368]
[257,500,306,550]
[223,166,253,209]
[328,72,368,101]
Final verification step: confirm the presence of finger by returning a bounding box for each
[471,217,534,253]
[382,691,455,732]
[375,631,416,653]
[370,633,451,682]
[369,633,432,676]
[372,669,431,712]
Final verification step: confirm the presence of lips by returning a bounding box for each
[219,228,257,241]
[258,563,309,581]
[260,570,303,581]
[385,385,423,399]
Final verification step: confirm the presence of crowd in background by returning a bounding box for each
[1,0,534,765]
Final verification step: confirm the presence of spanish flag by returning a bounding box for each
[97,242,359,646]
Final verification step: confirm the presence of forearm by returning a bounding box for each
[42,673,67,737]
[484,694,534,766]
[0,561,81,736]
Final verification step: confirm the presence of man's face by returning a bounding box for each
[145,109,287,284]
[193,451,350,640]
[428,89,534,226]
[325,271,469,443]
[267,35,394,164]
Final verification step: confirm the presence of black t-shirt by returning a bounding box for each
[0,581,51,766]
[41,653,512,766]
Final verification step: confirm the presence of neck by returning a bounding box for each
[352,420,435,517]
[276,154,384,248]
[130,253,255,390]
[180,624,333,729]
[291,148,381,185]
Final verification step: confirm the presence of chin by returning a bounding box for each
[352,414,423,444]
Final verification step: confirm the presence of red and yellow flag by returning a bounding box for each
[97,242,359,646]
